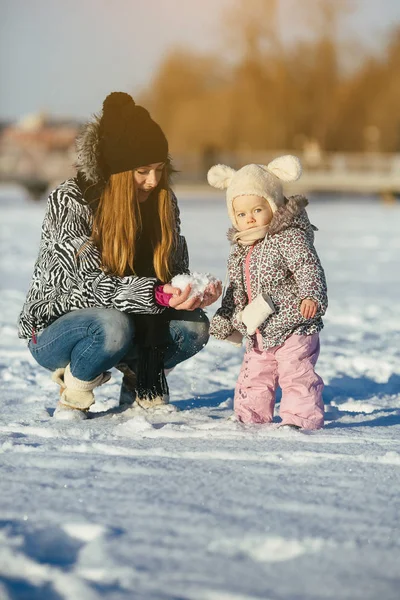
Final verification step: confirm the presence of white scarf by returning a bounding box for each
[232,225,269,246]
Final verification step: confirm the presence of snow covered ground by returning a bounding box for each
[0,184,399,600]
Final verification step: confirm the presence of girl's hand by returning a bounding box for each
[163,283,202,311]
[199,281,222,309]
[300,298,318,319]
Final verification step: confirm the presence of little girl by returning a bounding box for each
[208,156,328,430]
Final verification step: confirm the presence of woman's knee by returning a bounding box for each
[166,310,210,366]
[185,310,210,352]
[88,309,134,355]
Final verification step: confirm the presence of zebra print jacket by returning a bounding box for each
[17,177,189,340]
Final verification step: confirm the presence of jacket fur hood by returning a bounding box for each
[227,195,315,243]
[75,113,104,184]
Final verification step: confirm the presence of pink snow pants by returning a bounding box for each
[234,333,324,429]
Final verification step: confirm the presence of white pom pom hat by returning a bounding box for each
[207,155,302,226]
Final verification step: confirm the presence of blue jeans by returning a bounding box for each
[28,308,210,381]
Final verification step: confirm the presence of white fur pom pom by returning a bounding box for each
[171,272,220,300]
[207,164,236,190]
[266,155,302,183]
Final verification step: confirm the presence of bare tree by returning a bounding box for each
[140,0,399,157]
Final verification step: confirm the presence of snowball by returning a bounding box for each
[171,271,220,300]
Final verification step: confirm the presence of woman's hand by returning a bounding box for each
[300,298,318,319]
[163,283,202,311]
[163,280,222,311]
[199,281,222,309]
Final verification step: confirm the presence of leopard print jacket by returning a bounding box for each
[209,196,328,350]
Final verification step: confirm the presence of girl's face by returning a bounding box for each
[233,195,273,231]
[133,162,165,201]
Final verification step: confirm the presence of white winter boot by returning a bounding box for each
[135,367,173,408]
[52,365,111,420]
[135,393,170,409]
[117,364,172,409]
[116,363,137,406]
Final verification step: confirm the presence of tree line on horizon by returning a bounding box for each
[140,0,400,160]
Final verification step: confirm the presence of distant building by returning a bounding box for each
[0,112,81,198]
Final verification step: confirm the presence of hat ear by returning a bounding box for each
[207,164,236,189]
[266,155,302,183]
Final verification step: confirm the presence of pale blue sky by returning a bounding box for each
[1,0,400,121]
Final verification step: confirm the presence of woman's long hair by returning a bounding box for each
[90,165,175,282]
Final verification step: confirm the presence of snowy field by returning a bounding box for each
[0,184,400,600]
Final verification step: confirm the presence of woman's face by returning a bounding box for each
[133,162,165,201]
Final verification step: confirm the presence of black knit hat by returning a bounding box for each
[99,92,168,176]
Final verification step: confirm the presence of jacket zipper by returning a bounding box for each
[245,244,256,302]
[244,243,264,342]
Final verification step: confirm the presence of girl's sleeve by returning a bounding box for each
[278,228,328,315]
[47,191,163,314]
[209,283,237,340]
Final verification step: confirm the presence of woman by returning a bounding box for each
[18,92,221,419]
